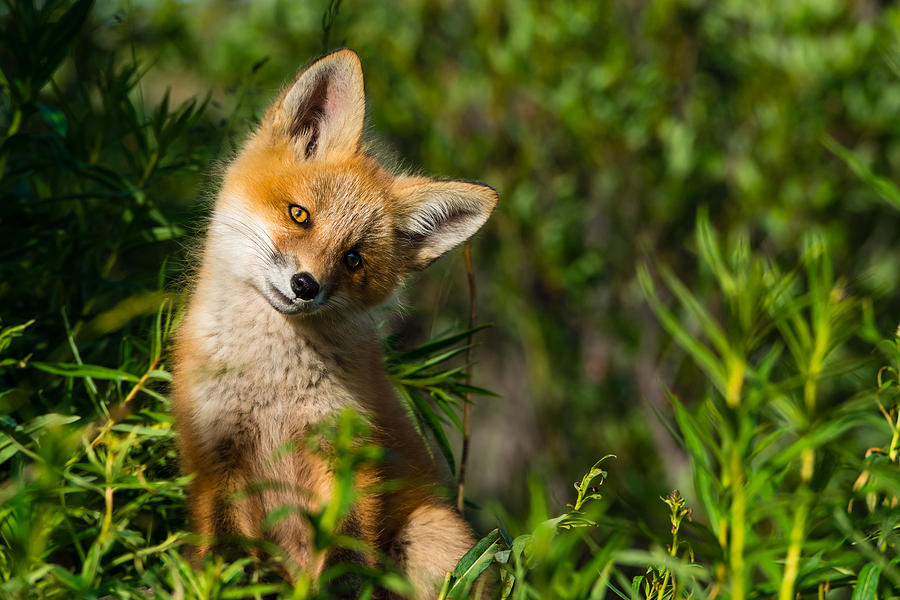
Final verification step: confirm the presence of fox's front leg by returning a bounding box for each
[178,431,242,561]
[391,499,478,600]
[188,465,262,561]
[252,450,339,578]
[187,469,219,560]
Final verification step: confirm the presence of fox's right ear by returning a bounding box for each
[393,177,499,271]
[262,48,365,160]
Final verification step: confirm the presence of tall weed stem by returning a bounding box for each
[728,448,746,600]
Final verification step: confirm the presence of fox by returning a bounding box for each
[171,48,498,599]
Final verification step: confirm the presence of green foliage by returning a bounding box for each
[388,324,497,474]
[436,458,620,600]
[637,210,900,598]
[0,306,193,597]
[5,0,900,599]
[0,1,461,596]
[634,491,696,600]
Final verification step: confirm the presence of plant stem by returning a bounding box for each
[781,313,825,599]
[5,107,22,138]
[726,357,745,408]
[457,241,476,514]
[779,495,809,600]
[729,447,746,600]
[79,355,162,459]
[99,449,115,550]
[668,505,679,596]
[889,408,900,462]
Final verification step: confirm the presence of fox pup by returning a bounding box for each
[171,49,497,598]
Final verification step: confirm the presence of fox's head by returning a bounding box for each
[208,49,497,318]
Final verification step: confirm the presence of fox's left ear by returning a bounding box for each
[393,177,499,270]
[263,48,365,160]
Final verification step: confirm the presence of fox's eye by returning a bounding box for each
[289,204,310,226]
[344,251,362,271]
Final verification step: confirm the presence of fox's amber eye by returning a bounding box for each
[289,204,310,226]
[344,251,362,271]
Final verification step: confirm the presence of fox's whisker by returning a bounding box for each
[216,216,281,267]
[219,208,285,267]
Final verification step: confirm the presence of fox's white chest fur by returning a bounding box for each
[184,282,368,459]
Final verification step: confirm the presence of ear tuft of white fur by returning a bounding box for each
[267,48,365,160]
[393,177,499,270]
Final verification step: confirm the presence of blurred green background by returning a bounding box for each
[6,0,900,567]
[89,0,900,524]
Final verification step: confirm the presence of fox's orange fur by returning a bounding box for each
[171,49,497,598]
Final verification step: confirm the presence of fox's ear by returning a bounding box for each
[263,48,365,160]
[393,177,498,270]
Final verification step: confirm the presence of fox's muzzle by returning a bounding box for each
[290,272,320,301]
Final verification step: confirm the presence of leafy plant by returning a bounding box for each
[639,210,900,598]
[388,324,497,475]
[7,0,900,599]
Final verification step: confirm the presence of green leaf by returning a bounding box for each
[0,413,81,464]
[452,529,501,579]
[658,261,731,360]
[36,103,67,137]
[638,264,726,392]
[409,391,455,473]
[31,361,140,382]
[33,0,94,98]
[824,135,900,210]
[446,529,502,599]
[452,383,501,397]
[630,575,645,600]
[852,563,881,600]
[0,320,33,355]
[389,324,491,365]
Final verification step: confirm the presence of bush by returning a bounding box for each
[3,0,900,598]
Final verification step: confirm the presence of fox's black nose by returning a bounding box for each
[290,272,320,301]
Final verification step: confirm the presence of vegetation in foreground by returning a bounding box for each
[3,1,900,598]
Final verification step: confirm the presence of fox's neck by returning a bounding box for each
[191,271,380,371]
[179,273,387,458]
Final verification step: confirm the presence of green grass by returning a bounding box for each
[3,0,900,598]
